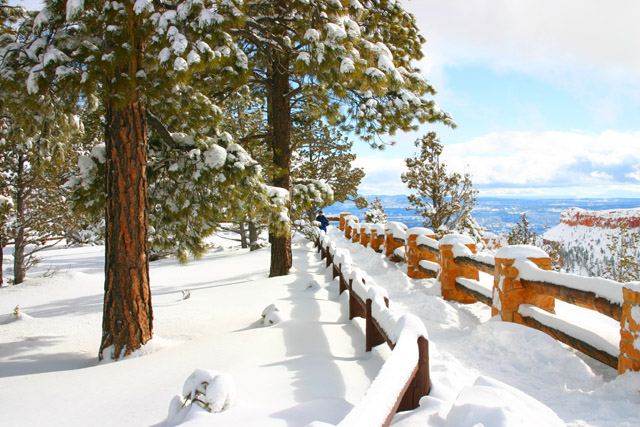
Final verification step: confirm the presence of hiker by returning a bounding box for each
[316,211,329,232]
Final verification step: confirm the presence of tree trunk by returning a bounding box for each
[99,100,153,361]
[12,154,26,285]
[239,221,248,249]
[248,220,259,251]
[268,53,293,277]
[1,238,5,286]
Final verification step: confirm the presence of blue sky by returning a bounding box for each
[355,0,640,198]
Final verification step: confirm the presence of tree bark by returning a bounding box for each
[99,100,153,361]
[239,221,248,249]
[268,52,293,277]
[248,220,259,251]
[12,154,26,285]
[1,238,5,286]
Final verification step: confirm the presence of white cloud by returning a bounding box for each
[355,130,640,197]
[405,0,640,76]
[404,0,640,114]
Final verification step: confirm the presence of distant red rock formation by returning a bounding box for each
[560,207,640,229]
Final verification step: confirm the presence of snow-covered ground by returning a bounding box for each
[1,227,639,426]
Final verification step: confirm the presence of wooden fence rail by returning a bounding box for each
[333,214,640,375]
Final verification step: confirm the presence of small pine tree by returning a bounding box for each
[365,197,387,224]
[507,214,536,245]
[401,132,477,239]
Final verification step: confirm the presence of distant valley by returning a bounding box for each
[323,196,640,235]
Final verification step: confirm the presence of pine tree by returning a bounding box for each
[1,6,82,284]
[365,197,387,224]
[401,132,476,238]
[238,0,454,276]
[24,0,252,360]
[507,214,536,245]
[292,118,365,220]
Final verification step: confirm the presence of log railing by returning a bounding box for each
[315,232,430,427]
[332,215,640,375]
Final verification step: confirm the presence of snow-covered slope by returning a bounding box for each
[543,207,640,277]
[1,230,639,426]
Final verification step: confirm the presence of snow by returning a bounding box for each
[517,259,624,305]
[495,244,549,260]
[1,229,639,426]
[66,0,84,21]
[406,227,435,238]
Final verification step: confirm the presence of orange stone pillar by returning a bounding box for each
[351,223,361,243]
[339,213,351,231]
[384,222,407,259]
[406,228,436,279]
[493,245,555,323]
[345,216,359,239]
[619,283,640,373]
[360,224,371,248]
[369,225,385,253]
[438,234,478,303]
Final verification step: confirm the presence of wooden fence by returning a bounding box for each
[336,214,640,375]
[315,232,430,427]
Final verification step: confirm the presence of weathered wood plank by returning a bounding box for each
[520,315,618,369]
[522,279,622,321]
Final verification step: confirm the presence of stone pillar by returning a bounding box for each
[406,228,436,279]
[351,223,361,243]
[339,213,351,231]
[370,225,385,253]
[493,245,555,323]
[438,234,478,303]
[345,216,358,239]
[360,224,371,248]
[619,283,640,374]
[384,222,407,259]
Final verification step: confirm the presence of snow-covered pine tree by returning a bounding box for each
[0,6,83,284]
[507,213,536,245]
[237,0,454,276]
[364,197,387,224]
[292,117,365,221]
[401,132,476,239]
[26,0,255,360]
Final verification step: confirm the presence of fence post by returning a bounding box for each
[438,234,479,303]
[351,223,361,243]
[398,335,430,411]
[493,245,555,323]
[370,225,385,253]
[345,216,359,239]
[366,297,389,351]
[360,224,371,248]
[619,283,640,373]
[385,222,407,260]
[406,228,436,279]
[339,212,351,231]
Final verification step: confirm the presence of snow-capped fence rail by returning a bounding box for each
[315,231,430,427]
[335,214,640,375]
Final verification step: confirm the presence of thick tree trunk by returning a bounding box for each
[99,100,153,361]
[268,55,293,277]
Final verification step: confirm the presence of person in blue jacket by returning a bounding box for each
[316,210,329,232]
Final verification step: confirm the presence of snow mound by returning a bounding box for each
[163,369,237,425]
[306,279,322,292]
[261,303,286,326]
[444,376,564,427]
[0,306,33,324]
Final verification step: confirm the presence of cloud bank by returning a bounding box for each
[355,130,640,197]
